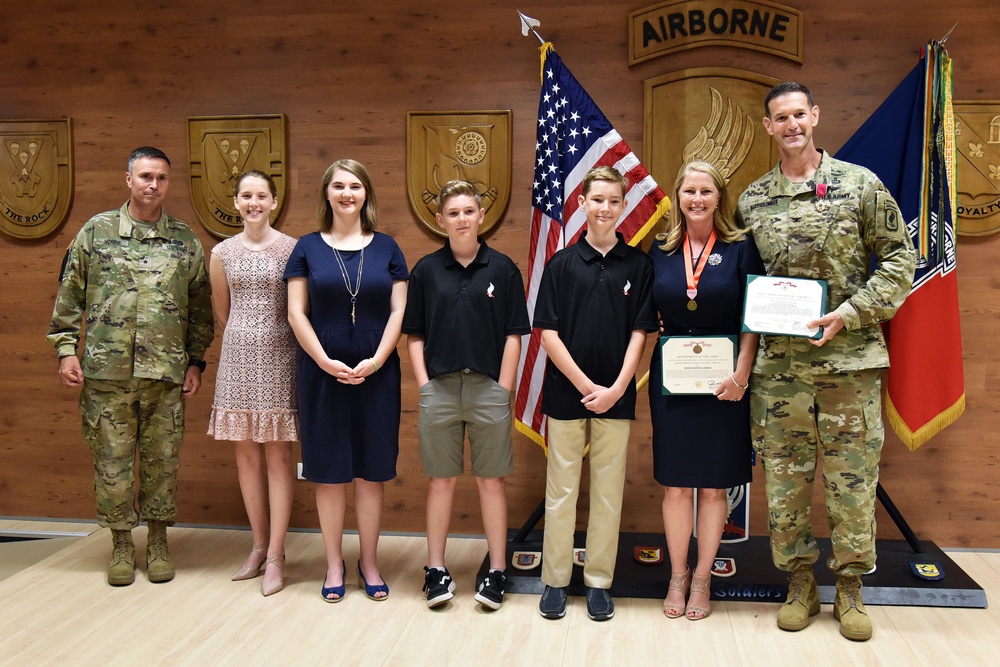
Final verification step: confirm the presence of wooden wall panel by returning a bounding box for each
[1,0,997,548]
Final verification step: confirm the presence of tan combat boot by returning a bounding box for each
[107,529,135,586]
[776,566,820,631]
[834,574,872,641]
[146,520,175,583]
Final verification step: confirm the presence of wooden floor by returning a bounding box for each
[1,522,998,666]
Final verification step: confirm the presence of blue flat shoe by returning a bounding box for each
[357,562,389,601]
[321,561,346,603]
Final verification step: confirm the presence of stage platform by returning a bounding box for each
[481,531,987,608]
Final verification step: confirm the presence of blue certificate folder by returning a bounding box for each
[741,274,828,340]
[659,335,737,395]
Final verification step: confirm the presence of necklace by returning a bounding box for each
[331,242,365,328]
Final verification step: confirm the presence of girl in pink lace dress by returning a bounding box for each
[208,170,298,596]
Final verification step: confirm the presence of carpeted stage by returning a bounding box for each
[482,531,987,608]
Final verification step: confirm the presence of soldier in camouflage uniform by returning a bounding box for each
[736,83,916,641]
[47,146,214,586]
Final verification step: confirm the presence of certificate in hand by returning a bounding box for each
[660,335,736,395]
[741,275,828,339]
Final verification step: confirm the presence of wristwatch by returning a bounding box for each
[188,358,207,372]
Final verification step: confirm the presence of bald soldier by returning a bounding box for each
[736,83,916,641]
[48,146,214,586]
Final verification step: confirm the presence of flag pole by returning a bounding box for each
[517,10,545,44]
[938,23,957,44]
[516,13,571,254]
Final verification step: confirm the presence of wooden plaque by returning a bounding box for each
[643,67,780,236]
[187,114,287,239]
[406,111,512,237]
[0,119,73,240]
[629,0,804,66]
[954,101,1000,236]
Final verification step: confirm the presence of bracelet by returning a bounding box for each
[730,374,748,390]
[370,357,379,372]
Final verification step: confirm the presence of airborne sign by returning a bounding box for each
[628,0,803,65]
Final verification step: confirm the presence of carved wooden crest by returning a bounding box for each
[0,119,73,239]
[187,114,287,239]
[628,1,804,65]
[643,67,780,234]
[954,101,1000,236]
[406,111,511,237]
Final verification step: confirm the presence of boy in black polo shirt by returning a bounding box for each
[402,180,531,610]
[534,166,657,621]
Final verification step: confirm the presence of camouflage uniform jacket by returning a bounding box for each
[736,150,916,375]
[47,202,214,383]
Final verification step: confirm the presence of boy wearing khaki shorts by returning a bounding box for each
[402,180,530,610]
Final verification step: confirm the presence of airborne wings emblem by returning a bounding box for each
[682,87,755,183]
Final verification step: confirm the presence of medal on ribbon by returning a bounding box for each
[683,230,717,311]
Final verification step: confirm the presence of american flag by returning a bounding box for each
[514,43,670,448]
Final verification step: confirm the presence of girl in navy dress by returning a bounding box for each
[285,159,408,602]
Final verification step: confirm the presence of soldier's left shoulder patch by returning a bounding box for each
[875,189,904,236]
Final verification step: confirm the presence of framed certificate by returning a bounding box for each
[660,335,736,395]
[741,275,828,339]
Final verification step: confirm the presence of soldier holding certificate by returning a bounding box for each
[736,82,916,641]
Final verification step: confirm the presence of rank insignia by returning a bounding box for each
[511,551,541,571]
[909,561,945,581]
[711,557,736,577]
[634,546,663,565]
[573,548,586,566]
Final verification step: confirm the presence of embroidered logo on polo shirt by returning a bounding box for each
[623,279,631,296]
[487,282,495,298]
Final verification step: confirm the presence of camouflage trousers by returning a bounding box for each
[750,369,883,576]
[80,377,184,530]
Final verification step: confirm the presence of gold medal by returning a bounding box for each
[684,231,715,316]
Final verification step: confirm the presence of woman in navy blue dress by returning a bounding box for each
[648,161,763,620]
[285,159,408,602]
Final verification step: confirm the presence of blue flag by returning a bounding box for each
[836,41,964,449]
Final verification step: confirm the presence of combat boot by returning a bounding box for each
[107,529,135,586]
[146,520,175,583]
[776,566,820,631]
[834,574,872,641]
